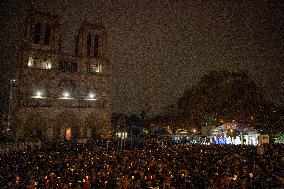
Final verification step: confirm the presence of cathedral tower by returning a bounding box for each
[10,11,111,141]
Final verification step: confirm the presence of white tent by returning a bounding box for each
[210,123,259,145]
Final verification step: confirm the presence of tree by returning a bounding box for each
[111,113,128,130]
[178,70,270,129]
[138,111,147,120]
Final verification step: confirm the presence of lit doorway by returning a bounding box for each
[66,128,72,140]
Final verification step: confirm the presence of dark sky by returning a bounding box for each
[1,0,283,115]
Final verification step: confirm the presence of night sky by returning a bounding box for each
[1,0,283,115]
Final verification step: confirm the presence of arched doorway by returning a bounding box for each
[55,111,80,140]
[84,115,103,140]
[65,127,72,140]
[24,113,47,140]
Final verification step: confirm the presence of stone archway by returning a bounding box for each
[85,113,111,140]
[54,111,80,140]
[84,114,103,139]
[24,113,47,140]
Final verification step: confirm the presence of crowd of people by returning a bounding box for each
[0,139,283,188]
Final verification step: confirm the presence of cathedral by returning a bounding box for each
[9,11,111,141]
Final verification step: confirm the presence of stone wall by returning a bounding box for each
[15,107,111,140]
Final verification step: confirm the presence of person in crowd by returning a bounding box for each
[0,138,283,188]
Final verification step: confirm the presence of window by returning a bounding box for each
[34,23,41,44]
[28,56,34,67]
[44,24,51,45]
[27,56,52,69]
[87,34,91,56]
[94,35,99,57]
[89,63,102,73]
[43,60,52,69]
[59,61,78,72]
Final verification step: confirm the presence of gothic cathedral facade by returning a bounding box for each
[10,11,111,141]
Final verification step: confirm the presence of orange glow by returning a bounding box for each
[66,128,71,140]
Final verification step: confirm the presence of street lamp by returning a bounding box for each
[87,92,97,100]
[59,91,72,100]
[36,91,42,97]
[32,91,44,98]
[89,93,95,99]
[63,92,70,98]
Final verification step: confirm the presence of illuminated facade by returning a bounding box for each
[10,11,111,140]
